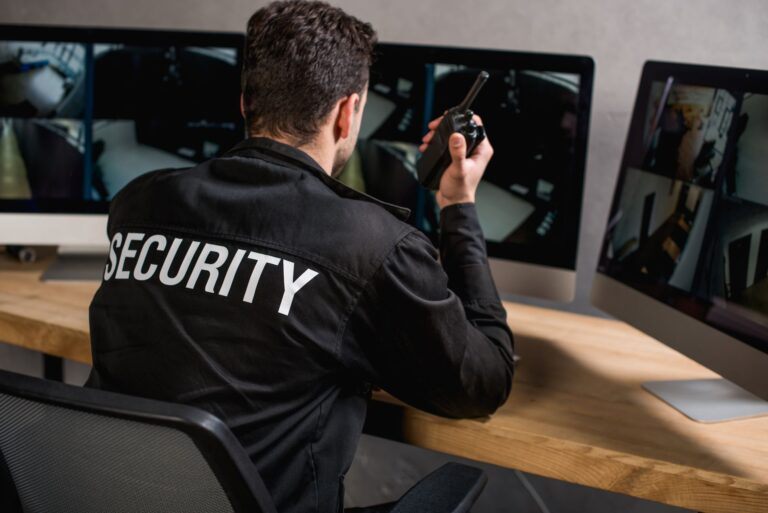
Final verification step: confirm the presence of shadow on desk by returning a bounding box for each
[506,334,745,477]
[365,322,768,512]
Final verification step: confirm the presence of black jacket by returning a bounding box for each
[87,137,516,513]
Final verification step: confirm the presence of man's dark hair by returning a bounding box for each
[242,0,377,145]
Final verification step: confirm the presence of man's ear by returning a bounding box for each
[336,93,360,141]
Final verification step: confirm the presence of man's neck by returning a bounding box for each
[250,132,334,176]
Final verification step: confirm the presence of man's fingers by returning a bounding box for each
[466,114,492,162]
[422,130,434,144]
[448,133,466,166]
[427,116,443,130]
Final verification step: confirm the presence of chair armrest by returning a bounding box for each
[390,462,487,513]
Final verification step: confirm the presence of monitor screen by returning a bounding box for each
[598,61,768,356]
[0,26,243,211]
[338,44,594,272]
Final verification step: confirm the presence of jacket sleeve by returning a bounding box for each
[339,203,516,418]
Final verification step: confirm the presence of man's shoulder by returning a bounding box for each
[304,191,425,278]
[106,165,197,236]
[111,166,188,209]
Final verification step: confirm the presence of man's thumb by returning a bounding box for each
[449,133,466,164]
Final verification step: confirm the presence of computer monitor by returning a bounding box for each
[0,25,243,267]
[593,61,768,421]
[338,44,594,301]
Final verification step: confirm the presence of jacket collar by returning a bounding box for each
[226,137,411,222]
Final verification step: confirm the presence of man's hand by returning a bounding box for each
[419,115,494,209]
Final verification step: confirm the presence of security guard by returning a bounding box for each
[87,1,516,512]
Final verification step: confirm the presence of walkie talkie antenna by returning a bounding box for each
[458,71,490,111]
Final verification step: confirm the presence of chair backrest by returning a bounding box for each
[0,369,276,513]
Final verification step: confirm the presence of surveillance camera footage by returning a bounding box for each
[0,37,242,204]
[0,41,87,200]
[0,41,86,118]
[338,48,589,269]
[600,80,768,350]
[642,84,736,187]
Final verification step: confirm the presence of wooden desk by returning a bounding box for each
[0,252,95,365]
[1,253,767,513]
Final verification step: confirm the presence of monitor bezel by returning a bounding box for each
[371,43,595,272]
[594,60,768,399]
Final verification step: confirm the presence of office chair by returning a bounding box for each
[0,369,487,513]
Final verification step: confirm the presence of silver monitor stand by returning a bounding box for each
[643,379,768,423]
[41,246,107,281]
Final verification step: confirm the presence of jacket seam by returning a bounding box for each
[464,297,507,307]
[308,442,320,513]
[333,227,420,357]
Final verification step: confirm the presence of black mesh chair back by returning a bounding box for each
[0,369,276,513]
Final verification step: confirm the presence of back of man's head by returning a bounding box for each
[242,0,377,146]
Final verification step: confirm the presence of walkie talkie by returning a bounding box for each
[416,71,489,190]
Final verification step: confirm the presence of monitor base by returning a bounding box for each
[41,253,106,281]
[643,379,768,423]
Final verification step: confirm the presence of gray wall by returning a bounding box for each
[3,0,768,312]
